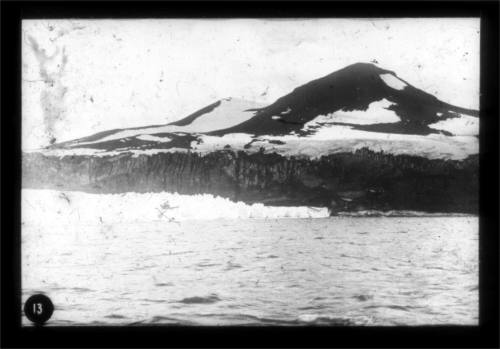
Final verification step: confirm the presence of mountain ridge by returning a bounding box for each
[37,62,479,162]
[49,62,478,148]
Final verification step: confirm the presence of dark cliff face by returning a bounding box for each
[22,149,478,214]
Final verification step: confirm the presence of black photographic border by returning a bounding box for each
[1,1,498,348]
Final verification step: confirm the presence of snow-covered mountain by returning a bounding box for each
[23,63,479,213]
[37,62,478,161]
[214,62,478,137]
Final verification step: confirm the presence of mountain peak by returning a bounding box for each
[211,62,477,136]
[312,62,394,84]
[337,61,391,73]
[308,62,396,89]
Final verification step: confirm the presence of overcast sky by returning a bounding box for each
[22,18,479,149]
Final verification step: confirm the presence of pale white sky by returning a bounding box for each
[22,18,480,149]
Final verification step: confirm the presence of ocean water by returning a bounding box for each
[21,216,478,326]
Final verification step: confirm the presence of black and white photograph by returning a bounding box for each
[20,17,480,327]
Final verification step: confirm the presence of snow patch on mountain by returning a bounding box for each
[303,99,400,128]
[24,147,113,157]
[174,97,262,133]
[73,98,264,146]
[136,134,172,142]
[22,189,330,224]
[187,127,477,160]
[250,126,477,160]
[380,73,407,90]
[35,147,189,158]
[191,133,254,153]
[130,148,190,157]
[428,113,479,136]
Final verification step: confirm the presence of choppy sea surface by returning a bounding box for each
[22,216,478,326]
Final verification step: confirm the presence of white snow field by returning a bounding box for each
[380,73,407,90]
[135,134,172,142]
[25,147,191,158]
[31,128,478,160]
[192,133,254,153]
[304,98,401,126]
[429,113,479,136]
[21,189,330,225]
[190,124,477,160]
[74,98,264,146]
[251,131,477,160]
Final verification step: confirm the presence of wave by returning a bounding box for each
[363,304,424,312]
[104,314,127,319]
[296,314,356,325]
[178,294,221,304]
[129,313,358,326]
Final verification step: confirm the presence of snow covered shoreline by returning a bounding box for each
[22,189,475,226]
[21,189,330,224]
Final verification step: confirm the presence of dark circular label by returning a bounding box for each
[24,294,54,325]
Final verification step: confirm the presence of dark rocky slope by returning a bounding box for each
[23,148,478,214]
[213,63,478,136]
